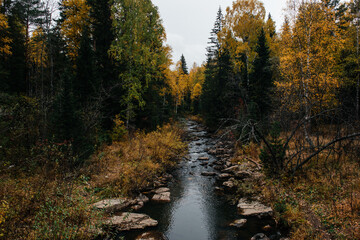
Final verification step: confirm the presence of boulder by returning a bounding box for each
[198,156,210,161]
[218,173,232,180]
[251,233,270,240]
[105,213,158,231]
[201,172,217,176]
[229,219,247,228]
[152,192,171,202]
[153,188,170,194]
[237,199,273,218]
[223,180,235,189]
[135,231,167,240]
[92,198,136,213]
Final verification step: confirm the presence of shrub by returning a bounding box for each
[259,122,286,175]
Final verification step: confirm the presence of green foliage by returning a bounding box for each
[109,0,167,126]
[259,122,286,175]
[249,27,273,120]
[33,191,101,240]
[0,93,40,167]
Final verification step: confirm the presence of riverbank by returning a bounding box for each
[0,123,186,239]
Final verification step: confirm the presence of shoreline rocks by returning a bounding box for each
[105,212,158,231]
[237,198,273,218]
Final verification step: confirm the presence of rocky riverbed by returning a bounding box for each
[93,120,288,240]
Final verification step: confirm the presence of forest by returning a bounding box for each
[1,0,360,239]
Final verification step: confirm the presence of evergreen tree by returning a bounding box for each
[74,25,96,104]
[206,7,222,61]
[249,28,273,120]
[180,54,188,75]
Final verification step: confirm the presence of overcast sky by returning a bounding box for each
[152,0,288,67]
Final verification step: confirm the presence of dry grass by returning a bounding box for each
[232,128,360,239]
[0,123,186,239]
[260,150,360,239]
[89,123,187,197]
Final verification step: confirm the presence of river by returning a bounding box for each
[122,120,276,240]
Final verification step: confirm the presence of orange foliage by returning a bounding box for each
[90,123,186,196]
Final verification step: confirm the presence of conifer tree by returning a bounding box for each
[180,54,188,75]
[249,28,273,120]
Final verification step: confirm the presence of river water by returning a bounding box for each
[122,120,276,240]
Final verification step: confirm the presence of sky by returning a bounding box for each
[152,0,288,67]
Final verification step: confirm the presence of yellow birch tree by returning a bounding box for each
[60,0,91,61]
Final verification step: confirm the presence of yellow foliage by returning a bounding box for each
[167,61,189,110]
[110,114,127,142]
[189,63,205,100]
[0,0,11,56]
[220,0,265,72]
[91,123,186,196]
[277,1,344,114]
[29,27,47,67]
[0,200,8,237]
[60,0,91,61]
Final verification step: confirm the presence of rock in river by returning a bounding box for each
[198,156,210,161]
[153,187,170,194]
[105,212,158,231]
[152,188,171,202]
[135,231,167,240]
[250,233,270,240]
[229,219,247,228]
[237,198,273,218]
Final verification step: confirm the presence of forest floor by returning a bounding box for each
[230,141,360,240]
[0,123,187,239]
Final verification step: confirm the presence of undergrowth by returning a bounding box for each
[89,123,187,197]
[235,141,360,239]
[0,122,186,239]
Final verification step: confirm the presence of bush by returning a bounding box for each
[259,122,286,175]
[91,123,186,196]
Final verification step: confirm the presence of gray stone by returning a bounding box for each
[105,213,158,231]
[237,198,273,218]
[218,173,232,180]
[153,187,170,194]
[152,191,170,202]
[229,219,247,228]
[251,233,270,240]
[135,231,167,240]
[223,180,235,189]
[92,198,136,213]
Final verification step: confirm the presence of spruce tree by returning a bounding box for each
[249,28,273,120]
[180,54,188,75]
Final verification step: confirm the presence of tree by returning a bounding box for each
[167,61,188,114]
[180,54,188,75]
[221,0,266,87]
[60,0,91,62]
[248,28,273,120]
[109,0,167,127]
[207,7,223,61]
[0,0,11,56]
